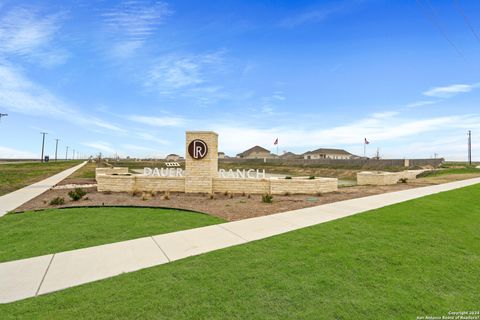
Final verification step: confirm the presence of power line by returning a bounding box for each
[416,0,464,57]
[452,0,480,44]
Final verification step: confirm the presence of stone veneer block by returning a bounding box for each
[185,131,218,193]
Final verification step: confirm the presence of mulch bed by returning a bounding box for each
[13,181,433,221]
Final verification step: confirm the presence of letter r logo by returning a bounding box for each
[188,139,208,159]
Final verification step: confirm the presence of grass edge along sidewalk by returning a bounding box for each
[3,179,480,310]
[0,207,224,263]
[0,161,83,196]
[0,162,86,216]
[1,182,479,319]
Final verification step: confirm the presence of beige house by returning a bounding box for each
[165,154,181,161]
[303,148,354,160]
[218,152,226,159]
[237,146,276,159]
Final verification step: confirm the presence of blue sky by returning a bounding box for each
[0,0,479,160]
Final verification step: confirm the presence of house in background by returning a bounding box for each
[237,146,276,159]
[165,154,181,161]
[279,151,301,159]
[218,152,226,159]
[303,148,355,160]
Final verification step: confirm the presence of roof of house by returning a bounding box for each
[303,148,352,156]
[166,154,180,157]
[237,145,271,157]
[280,152,299,158]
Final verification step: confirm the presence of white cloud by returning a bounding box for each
[0,62,125,133]
[145,51,226,95]
[0,146,37,158]
[102,1,172,58]
[423,83,480,98]
[406,100,438,108]
[81,142,116,154]
[212,112,480,155]
[280,8,338,28]
[128,115,187,127]
[0,6,67,66]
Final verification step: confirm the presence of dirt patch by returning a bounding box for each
[15,182,432,221]
[57,178,96,186]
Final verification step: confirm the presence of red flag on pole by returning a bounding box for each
[364,138,370,144]
[274,138,278,145]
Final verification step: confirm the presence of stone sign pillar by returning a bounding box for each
[185,131,218,193]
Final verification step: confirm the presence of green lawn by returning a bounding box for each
[418,167,480,178]
[0,161,82,196]
[1,185,479,319]
[0,207,223,262]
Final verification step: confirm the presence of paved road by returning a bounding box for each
[1,176,479,303]
[0,161,87,217]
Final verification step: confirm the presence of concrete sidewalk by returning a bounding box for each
[1,177,479,303]
[0,161,87,217]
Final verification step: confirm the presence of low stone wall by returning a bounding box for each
[134,176,185,192]
[212,178,271,194]
[357,170,424,185]
[97,172,338,194]
[270,177,338,195]
[95,167,129,177]
[96,174,136,192]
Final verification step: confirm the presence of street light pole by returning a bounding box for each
[65,146,69,160]
[54,139,60,162]
[73,149,75,160]
[40,132,48,162]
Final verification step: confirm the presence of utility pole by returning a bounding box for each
[65,146,69,160]
[54,139,60,162]
[468,130,472,166]
[40,132,48,162]
[73,149,75,160]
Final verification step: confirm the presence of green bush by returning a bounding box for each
[49,197,65,205]
[262,193,273,203]
[309,176,315,179]
[285,176,292,179]
[68,188,87,201]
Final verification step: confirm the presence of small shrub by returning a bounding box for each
[150,190,156,197]
[247,194,251,199]
[242,192,246,197]
[399,178,408,183]
[262,193,273,203]
[229,193,234,199]
[224,191,229,196]
[50,197,65,205]
[103,191,112,195]
[68,188,87,201]
[316,192,323,197]
[309,176,315,179]
[162,191,170,200]
[284,192,291,196]
[285,176,292,179]
[209,193,215,200]
[83,196,89,201]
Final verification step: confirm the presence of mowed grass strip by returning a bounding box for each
[0,207,223,262]
[0,161,82,196]
[1,185,479,319]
